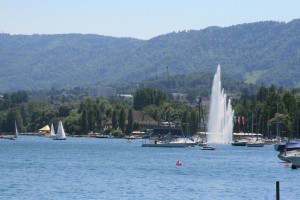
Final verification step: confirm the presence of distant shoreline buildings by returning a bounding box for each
[88,86,116,98]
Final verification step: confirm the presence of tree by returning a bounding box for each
[268,113,292,138]
[181,111,188,136]
[126,108,133,134]
[112,109,117,130]
[119,107,126,132]
[190,110,198,136]
[81,109,88,133]
[133,88,167,110]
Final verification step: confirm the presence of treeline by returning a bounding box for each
[232,85,300,138]
[0,86,299,138]
[0,88,200,137]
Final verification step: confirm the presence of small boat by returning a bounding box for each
[198,141,207,146]
[201,146,216,150]
[246,138,265,147]
[48,123,56,138]
[231,139,247,146]
[14,121,19,139]
[6,121,19,140]
[176,161,182,166]
[125,135,135,140]
[53,121,66,140]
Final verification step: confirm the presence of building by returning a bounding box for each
[88,86,116,98]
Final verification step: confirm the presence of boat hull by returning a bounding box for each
[201,146,216,150]
[141,142,187,148]
[277,150,300,163]
[231,141,247,146]
[246,143,264,147]
[287,156,300,167]
[53,138,66,140]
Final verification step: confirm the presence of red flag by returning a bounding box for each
[238,116,240,125]
[242,116,245,125]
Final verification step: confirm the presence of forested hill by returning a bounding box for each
[1,19,300,92]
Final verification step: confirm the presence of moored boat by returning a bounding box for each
[286,151,300,168]
[278,150,300,163]
[246,137,265,147]
[201,145,216,150]
[53,121,66,140]
[231,139,247,146]
[274,140,300,152]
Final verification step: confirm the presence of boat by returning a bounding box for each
[201,145,216,150]
[48,123,56,138]
[246,138,265,147]
[231,139,247,146]
[285,151,300,168]
[7,121,19,140]
[274,140,300,152]
[278,149,300,162]
[125,135,135,140]
[141,140,188,147]
[14,121,19,139]
[53,121,66,140]
[141,131,196,148]
[198,140,207,147]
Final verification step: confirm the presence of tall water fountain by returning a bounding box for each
[207,65,234,144]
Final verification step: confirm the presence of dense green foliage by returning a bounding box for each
[118,71,256,102]
[0,85,299,139]
[133,88,167,110]
[232,85,300,138]
[1,20,300,92]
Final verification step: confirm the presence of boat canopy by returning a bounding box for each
[39,125,50,131]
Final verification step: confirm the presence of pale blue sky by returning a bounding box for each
[1,0,299,39]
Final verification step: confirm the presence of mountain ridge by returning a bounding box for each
[0,19,299,92]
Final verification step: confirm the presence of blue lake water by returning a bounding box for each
[0,136,299,200]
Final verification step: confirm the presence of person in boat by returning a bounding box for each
[176,161,182,166]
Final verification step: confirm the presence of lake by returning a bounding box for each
[0,136,299,200]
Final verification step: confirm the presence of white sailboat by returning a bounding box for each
[15,121,19,138]
[49,123,56,138]
[53,121,66,140]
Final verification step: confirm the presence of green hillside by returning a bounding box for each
[0,19,300,92]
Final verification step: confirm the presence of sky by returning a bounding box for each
[1,0,300,40]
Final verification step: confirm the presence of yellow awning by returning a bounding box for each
[39,125,50,131]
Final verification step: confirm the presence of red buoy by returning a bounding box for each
[176,161,182,166]
[284,163,289,167]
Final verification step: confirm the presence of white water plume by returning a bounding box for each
[207,65,234,144]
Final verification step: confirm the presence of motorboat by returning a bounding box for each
[231,139,247,146]
[125,135,135,140]
[274,140,300,152]
[201,146,216,150]
[285,151,300,168]
[246,138,265,147]
[141,137,196,148]
[198,141,207,147]
[278,150,300,163]
[141,125,196,148]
